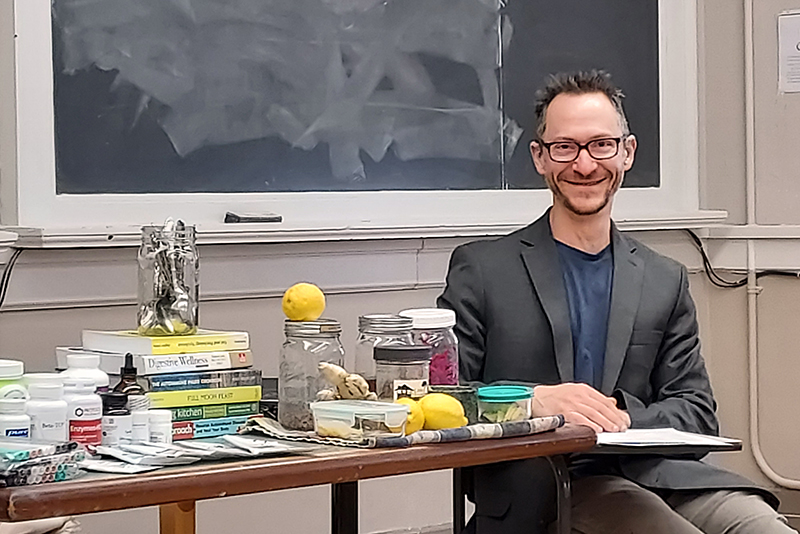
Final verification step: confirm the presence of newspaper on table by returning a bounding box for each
[82,436,315,474]
[239,414,566,448]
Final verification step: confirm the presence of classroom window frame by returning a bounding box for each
[6,0,701,234]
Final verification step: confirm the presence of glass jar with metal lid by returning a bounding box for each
[137,221,199,336]
[278,319,345,431]
[399,308,459,386]
[354,314,414,391]
[374,345,432,402]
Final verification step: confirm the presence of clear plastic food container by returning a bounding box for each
[310,400,409,440]
[476,386,533,423]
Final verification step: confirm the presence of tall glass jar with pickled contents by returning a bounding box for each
[278,319,345,431]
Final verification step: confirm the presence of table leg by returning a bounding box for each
[159,501,196,534]
[332,481,358,534]
[547,456,571,534]
[452,468,465,534]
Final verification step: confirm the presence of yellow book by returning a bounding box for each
[81,328,249,355]
[146,385,262,409]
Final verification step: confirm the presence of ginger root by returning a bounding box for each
[318,362,377,401]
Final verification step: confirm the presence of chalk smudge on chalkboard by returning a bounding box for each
[53,0,521,181]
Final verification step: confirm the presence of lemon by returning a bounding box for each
[282,282,326,321]
[419,393,468,430]
[395,397,425,435]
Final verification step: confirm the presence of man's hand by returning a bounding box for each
[532,383,631,433]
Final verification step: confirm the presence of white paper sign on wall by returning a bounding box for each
[779,11,800,93]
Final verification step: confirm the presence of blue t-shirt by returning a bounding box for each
[555,241,613,390]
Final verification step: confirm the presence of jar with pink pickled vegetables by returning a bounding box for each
[398,308,459,386]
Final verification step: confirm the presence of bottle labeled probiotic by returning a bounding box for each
[63,377,102,447]
[27,382,68,442]
[0,398,30,440]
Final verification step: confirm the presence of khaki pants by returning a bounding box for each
[567,476,796,534]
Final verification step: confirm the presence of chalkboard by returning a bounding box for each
[51,0,659,195]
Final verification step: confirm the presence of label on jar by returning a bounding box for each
[392,379,427,401]
[70,419,102,445]
[102,414,132,446]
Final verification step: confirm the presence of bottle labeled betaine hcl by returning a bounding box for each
[27,382,68,442]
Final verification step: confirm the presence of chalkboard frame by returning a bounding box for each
[7,0,701,232]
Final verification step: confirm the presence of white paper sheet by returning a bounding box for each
[596,428,741,448]
[779,12,800,93]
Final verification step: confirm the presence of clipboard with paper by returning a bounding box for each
[592,428,742,455]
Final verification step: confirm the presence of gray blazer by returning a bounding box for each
[438,211,776,533]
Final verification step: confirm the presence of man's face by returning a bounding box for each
[530,92,636,217]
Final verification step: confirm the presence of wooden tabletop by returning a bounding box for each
[0,424,596,522]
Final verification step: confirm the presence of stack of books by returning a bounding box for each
[59,329,262,441]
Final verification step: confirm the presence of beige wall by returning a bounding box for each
[753,1,800,224]
[4,0,800,533]
[695,0,800,524]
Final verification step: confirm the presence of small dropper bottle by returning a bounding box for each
[112,353,147,395]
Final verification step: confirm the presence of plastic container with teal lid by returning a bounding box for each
[0,360,29,400]
[476,385,533,423]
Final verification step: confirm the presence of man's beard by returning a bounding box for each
[545,169,622,216]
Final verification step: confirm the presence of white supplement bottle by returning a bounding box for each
[61,353,110,392]
[0,398,30,440]
[63,377,103,447]
[100,392,132,446]
[148,409,172,443]
[131,410,150,442]
[27,382,68,442]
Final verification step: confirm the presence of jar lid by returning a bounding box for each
[141,223,196,240]
[127,395,151,412]
[374,345,432,363]
[101,392,128,411]
[132,410,150,422]
[398,308,456,329]
[24,373,63,386]
[0,359,24,379]
[66,353,101,369]
[284,318,342,336]
[0,398,26,413]
[148,409,172,423]
[28,382,63,400]
[62,377,96,391]
[477,385,533,402]
[358,314,413,333]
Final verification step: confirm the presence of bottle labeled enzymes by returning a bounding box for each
[63,377,103,447]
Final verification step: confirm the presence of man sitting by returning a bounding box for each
[438,70,794,534]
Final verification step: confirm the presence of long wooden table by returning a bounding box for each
[0,424,596,534]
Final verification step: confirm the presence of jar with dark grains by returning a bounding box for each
[278,319,345,431]
[374,345,432,401]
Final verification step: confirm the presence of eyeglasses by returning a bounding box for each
[537,136,628,163]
